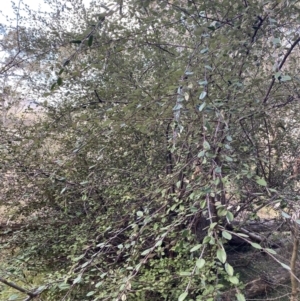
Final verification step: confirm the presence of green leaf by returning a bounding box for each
[274,71,281,79]
[226,211,234,221]
[266,248,276,254]
[209,222,217,229]
[36,285,47,292]
[155,239,163,247]
[225,155,233,162]
[236,233,249,237]
[50,83,56,90]
[256,177,267,186]
[88,35,94,47]
[179,272,191,276]
[281,75,291,82]
[196,258,205,269]
[218,207,227,217]
[199,91,207,100]
[198,150,206,157]
[57,77,63,86]
[73,274,82,284]
[280,262,291,270]
[178,292,188,301]
[199,80,208,86]
[251,243,262,249]
[222,231,232,240]
[63,59,70,66]
[203,140,211,150]
[136,211,143,217]
[190,244,202,252]
[200,200,206,209]
[70,40,82,44]
[236,293,246,301]
[184,92,189,100]
[217,249,226,263]
[215,166,222,174]
[81,261,90,268]
[281,211,291,219]
[203,236,211,244]
[198,102,206,112]
[8,295,19,301]
[225,263,234,276]
[228,276,239,284]
[272,37,281,45]
[86,291,95,296]
[95,281,102,288]
[173,103,183,111]
[141,248,151,256]
[58,282,70,290]
[60,187,67,194]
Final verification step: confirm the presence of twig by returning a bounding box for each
[263,37,300,104]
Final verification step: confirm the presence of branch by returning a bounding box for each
[272,95,297,108]
[263,37,300,104]
[94,90,103,103]
[251,15,266,44]
[0,277,39,299]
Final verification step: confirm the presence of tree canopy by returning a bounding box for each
[0,0,300,300]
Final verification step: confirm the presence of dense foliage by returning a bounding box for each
[1,0,300,300]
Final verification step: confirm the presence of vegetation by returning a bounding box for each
[0,0,300,300]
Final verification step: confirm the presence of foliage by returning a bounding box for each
[1,0,300,300]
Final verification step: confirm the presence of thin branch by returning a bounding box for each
[94,89,103,103]
[263,37,300,104]
[272,95,297,109]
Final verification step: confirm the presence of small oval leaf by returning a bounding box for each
[178,292,188,301]
[190,244,202,252]
[88,35,94,47]
[222,231,232,240]
[196,258,205,269]
[141,248,151,256]
[281,211,291,219]
[251,243,262,249]
[228,276,239,284]
[236,293,246,301]
[57,77,63,86]
[256,177,267,186]
[203,140,211,150]
[281,75,291,82]
[199,91,207,99]
[73,274,82,284]
[226,211,234,222]
[198,102,206,112]
[266,248,277,254]
[217,249,227,264]
[225,263,234,276]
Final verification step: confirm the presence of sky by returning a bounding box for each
[0,0,91,26]
[0,0,45,25]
